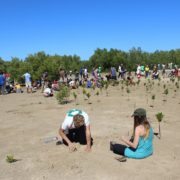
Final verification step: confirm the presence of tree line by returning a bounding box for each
[0,47,180,82]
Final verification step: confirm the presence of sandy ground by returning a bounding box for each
[0,76,180,180]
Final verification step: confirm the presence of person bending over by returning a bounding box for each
[111,108,153,159]
[43,83,53,97]
[58,109,93,152]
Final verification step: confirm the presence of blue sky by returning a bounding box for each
[0,0,180,61]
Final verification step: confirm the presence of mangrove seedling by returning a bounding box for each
[86,92,91,104]
[150,94,155,107]
[95,90,100,102]
[6,155,17,163]
[72,92,78,105]
[163,88,169,102]
[82,88,87,100]
[126,88,130,100]
[155,112,164,139]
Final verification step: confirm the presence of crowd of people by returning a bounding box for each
[136,63,180,80]
[1,63,180,96]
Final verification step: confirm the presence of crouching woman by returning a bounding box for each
[111,108,153,159]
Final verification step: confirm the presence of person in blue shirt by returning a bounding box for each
[110,108,154,160]
[86,79,92,88]
[0,70,6,95]
[110,67,117,80]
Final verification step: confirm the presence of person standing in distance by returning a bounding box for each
[0,70,6,95]
[22,72,32,93]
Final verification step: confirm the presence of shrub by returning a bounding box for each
[56,85,70,104]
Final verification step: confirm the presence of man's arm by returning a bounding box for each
[85,125,91,151]
[59,128,76,151]
[59,128,71,145]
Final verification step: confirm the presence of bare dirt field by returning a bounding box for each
[0,76,180,180]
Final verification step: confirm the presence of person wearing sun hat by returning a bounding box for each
[58,109,93,152]
[131,108,146,117]
[110,108,154,160]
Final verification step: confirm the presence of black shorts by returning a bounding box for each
[111,142,136,156]
[111,144,127,156]
[63,125,93,146]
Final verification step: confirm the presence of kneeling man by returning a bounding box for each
[59,109,92,152]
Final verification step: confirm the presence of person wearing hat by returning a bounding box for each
[110,108,154,160]
[58,109,92,152]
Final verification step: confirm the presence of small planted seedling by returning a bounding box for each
[164,88,168,95]
[170,77,175,83]
[136,80,140,86]
[121,86,124,96]
[82,88,87,100]
[146,86,149,104]
[155,112,164,139]
[92,84,96,90]
[163,88,169,102]
[150,94,155,107]
[96,90,100,102]
[126,88,130,100]
[86,92,91,104]
[175,82,179,89]
[152,94,155,100]
[104,81,109,96]
[73,92,77,99]
[6,155,17,163]
[72,92,78,105]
